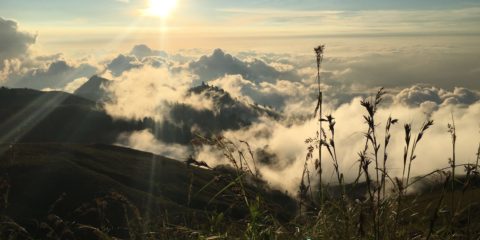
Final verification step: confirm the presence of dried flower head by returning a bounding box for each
[314,45,326,67]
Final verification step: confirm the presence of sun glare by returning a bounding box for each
[147,0,177,18]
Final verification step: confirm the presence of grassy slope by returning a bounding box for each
[1,145,480,239]
[0,143,295,230]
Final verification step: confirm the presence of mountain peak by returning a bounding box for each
[74,75,111,102]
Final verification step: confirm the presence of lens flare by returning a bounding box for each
[147,0,177,18]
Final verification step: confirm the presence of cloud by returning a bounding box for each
[101,47,478,195]
[395,85,480,107]
[189,49,301,84]
[0,17,36,65]
[0,18,101,89]
[107,54,143,77]
[209,74,311,111]
[2,30,478,196]
[0,17,36,82]
[213,49,480,113]
[188,48,480,116]
[217,7,480,36]
[130,44,168,59]
[0,59,21,83]
[64,77,89,93]
[2,15,480,200]
[100,48,479,178]
[117,130,190,160]
[103,65,202,120]
[442,87,480,105]
[6,60,98,90]
[105,45,170,77]
[10,37,478,196]
[324,50,480,90]
[35,53,63,62]
[194,97,480,194]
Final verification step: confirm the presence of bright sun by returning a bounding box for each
[147,0,177,18]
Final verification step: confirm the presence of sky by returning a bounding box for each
[1,0,479,191]
[1,0,480,55]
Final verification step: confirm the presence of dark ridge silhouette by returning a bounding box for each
[0,86,278,146]
[0,143,296,239]
[0,84,281,147]
[70,79,281,144]
[155,84,279,144]
[0,87,142,144]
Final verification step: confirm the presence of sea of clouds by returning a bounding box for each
[1,16,479,193]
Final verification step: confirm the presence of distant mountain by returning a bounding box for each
[0,85,279,146]
[188,83,279,119]
[73,75,111,102]
[0,87,142,144]
[72,79,280,144]
[152,83,280,144]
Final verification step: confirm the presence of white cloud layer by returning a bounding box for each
[194,97,480,193]
[1,23,478,195]
[102,65,212,121]
[48,46,478,195]
[117,130,189,160]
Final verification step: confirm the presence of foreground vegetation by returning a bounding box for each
[295,87,480,239]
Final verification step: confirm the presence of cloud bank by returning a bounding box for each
[1,19,478,195]
[0,17,36,82]
[92,46,479,195]
[0,17,36,64]
[194,97,480,193]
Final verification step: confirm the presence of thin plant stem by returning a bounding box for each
[314,45,325,203]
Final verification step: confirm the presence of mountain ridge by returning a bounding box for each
[0,142,296,239]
